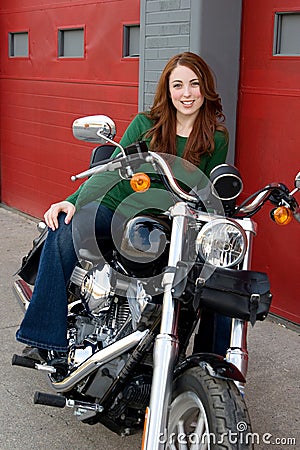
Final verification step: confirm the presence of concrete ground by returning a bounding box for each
[0,205,298,449]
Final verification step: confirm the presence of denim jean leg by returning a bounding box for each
[71,202,114,261]
[16,214,77,351]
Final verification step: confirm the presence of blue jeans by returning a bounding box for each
[16,204,115,351]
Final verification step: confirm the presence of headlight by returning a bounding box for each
[196,219,247,267]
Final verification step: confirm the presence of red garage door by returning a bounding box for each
[236,0,300,323]
[0,0,139,218]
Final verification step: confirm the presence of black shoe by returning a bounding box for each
[22,346,67,367]
[22,346,48,362]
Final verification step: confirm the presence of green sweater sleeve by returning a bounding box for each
[66,183,83,206]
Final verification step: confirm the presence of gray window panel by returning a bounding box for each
[274,12,300,56]
[58,28,84,58]
[9,32,28,57]
[123,25,140,57]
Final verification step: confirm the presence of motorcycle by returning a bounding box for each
[12,115,300,449]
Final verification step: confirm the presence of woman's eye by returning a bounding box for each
[173,83,182,88]
[191,81,200,87]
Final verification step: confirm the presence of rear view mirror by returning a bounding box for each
[72,115,116,144]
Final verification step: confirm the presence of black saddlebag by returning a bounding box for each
[190,263,272,326]
[16,227,48,285]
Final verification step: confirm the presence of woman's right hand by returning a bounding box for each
[44,201,76,231]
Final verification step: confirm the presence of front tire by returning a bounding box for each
[166,366,253,449]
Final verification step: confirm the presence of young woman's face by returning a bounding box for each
[169,65,204,119]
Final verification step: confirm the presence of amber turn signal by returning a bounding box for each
[130,173,151,192]
[271,206,293,225]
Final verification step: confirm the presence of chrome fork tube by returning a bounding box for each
[143,203,190,450]
[226,227,255,394]
[226,319,248,395]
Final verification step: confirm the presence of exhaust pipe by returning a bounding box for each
[51,329,149,393]
[13,279,32,311]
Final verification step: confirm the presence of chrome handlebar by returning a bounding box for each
[147,152,198,203]
[237,183,283,214]
[71,149,299,218]
[71,159,123,181]
[71,151,199,203]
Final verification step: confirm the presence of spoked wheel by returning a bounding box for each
[166,366,253,450]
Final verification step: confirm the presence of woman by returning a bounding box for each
[16,52,229,362]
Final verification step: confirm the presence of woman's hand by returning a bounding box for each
[44,201,76,231]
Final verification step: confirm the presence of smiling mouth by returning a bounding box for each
[181,100,194,106]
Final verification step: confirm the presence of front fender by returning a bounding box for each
[174,352,245,383]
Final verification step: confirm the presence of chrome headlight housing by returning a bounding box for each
[196,219,247,267]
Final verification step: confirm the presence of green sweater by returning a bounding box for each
[66,113,228,217]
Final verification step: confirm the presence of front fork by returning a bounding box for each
[226,224,255,395]
[142,202,190,450]
[142,209,256,448]
[226,318,248,395]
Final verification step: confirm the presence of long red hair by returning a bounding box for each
[144,52,228,166]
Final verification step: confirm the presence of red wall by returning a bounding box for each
[236,0,300,323]
[0,0,139,218]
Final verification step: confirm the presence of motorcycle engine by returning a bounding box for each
[66,216,167,371]
[80,262,113,314]
[68,261,125,356]
[68,259,155,366]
